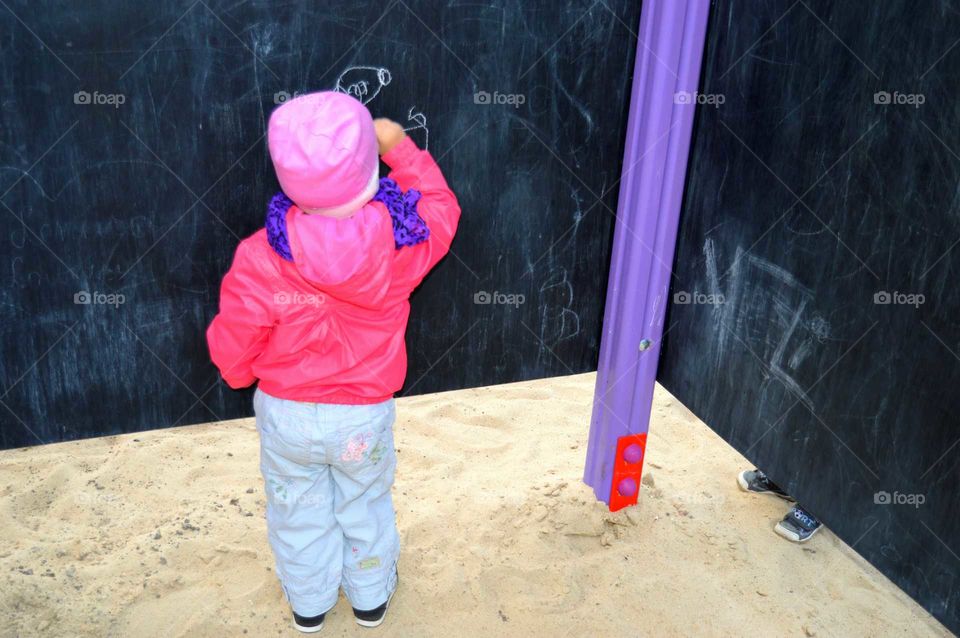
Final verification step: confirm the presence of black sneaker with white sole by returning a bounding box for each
[737,469,795,501]
[292,610,326,633]
[353,574,398,628]
[774,505,823,543]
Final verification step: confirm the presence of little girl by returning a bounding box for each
[206,91,460,632]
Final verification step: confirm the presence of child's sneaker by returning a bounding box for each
[775,505,823,543]
[292,610,326,633]
[353,574,398,628]
[737,469,795,501]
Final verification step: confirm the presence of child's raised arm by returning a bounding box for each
[375,119,461,290]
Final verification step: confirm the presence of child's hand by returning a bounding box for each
[373,118,406,155]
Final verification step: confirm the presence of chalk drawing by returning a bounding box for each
[766,295,815,411]
[539,268,581,345]
[703,239,742,367]
[403,106,429,150]
[703,240,832,413]
[335,66,392,105]
[334,66,429,150]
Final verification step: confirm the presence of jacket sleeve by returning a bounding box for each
[206,240,276,389]
[383,137,462,290]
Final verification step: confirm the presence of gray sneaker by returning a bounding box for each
[737,469,795,501]
[775,505,823,543]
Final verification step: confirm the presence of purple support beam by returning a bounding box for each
[583,0,710,508]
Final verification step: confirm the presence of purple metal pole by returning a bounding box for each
[583,0,710,508]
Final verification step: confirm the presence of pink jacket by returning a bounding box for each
[206,137,461,404]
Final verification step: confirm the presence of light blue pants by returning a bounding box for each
[254,388,400,616]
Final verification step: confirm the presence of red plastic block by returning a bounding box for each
[608,433,647,512]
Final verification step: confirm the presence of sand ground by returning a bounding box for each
[0,373,950,637]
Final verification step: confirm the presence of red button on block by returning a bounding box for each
[608,433,647,512]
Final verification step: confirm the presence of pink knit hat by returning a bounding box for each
[267,91,379,217]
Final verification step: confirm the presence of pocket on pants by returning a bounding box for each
[335,401,395,471]
[256,391,315,464]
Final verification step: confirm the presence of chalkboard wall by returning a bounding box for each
[0,1,642,449]
[660,1,960,632]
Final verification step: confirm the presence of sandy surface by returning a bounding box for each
[0,373,950,637]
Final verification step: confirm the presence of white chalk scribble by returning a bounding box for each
[335,66,392,105]
[703,240,830,414]
[403,106,429,150]
[334,66,430,150]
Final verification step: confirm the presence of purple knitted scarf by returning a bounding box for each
[265,178,429,262]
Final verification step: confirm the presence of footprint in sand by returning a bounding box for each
[473,564,585,612]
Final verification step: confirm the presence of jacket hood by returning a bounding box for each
[284,202,394,309]
[263,178,430,309]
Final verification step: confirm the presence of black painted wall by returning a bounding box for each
[0,1,642,449]
[660,1,960,632]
